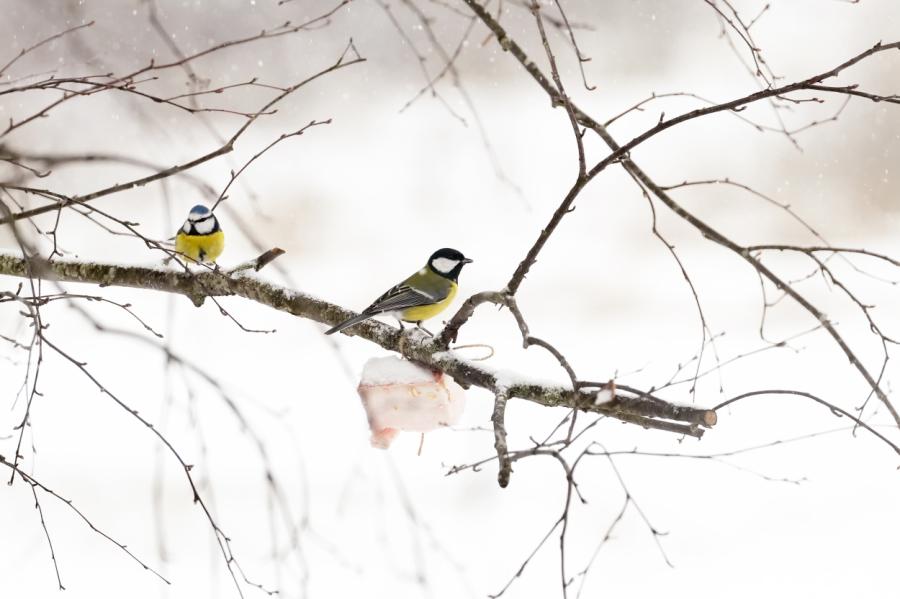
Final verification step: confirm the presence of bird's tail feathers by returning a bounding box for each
[324,313,372,335]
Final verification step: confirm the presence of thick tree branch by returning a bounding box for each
[0,252,716,436]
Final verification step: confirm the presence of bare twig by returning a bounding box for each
[492,390,512,487]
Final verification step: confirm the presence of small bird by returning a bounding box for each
[175,204,224,264]
[325,248,473,335]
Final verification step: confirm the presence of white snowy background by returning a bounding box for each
[1,1,899,598]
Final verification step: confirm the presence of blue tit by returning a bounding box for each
[325,248,473,335]
[175,204,224,264]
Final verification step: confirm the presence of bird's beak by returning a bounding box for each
[463,258,474,264]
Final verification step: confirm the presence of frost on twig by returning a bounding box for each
[594,381,616,405]
[227,247,286,275]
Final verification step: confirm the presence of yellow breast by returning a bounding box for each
[399,283,458,323]
[175,230,225,263]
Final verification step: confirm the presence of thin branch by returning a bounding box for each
[0,46,364,225]
[0,454,169,584]
[492,390,512,487]
[715,389,900,456]
[0,22,95,78]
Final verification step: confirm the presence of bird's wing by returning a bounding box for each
[325,273,451,335]
[364,283,446,314]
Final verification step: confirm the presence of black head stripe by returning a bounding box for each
[186,215,220,235]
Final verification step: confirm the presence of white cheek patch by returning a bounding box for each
[431,257,460,274]
[182,221,192,234]
[193,217,216,235]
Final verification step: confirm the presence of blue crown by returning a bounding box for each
[189,204,211,216]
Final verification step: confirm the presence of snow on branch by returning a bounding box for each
[0,251,717,437]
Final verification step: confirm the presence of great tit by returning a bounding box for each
[325,248,473,335]
[175,204,224,264]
